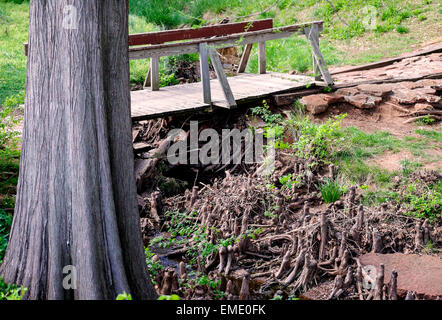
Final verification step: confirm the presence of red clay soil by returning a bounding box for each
[359,253,442,299]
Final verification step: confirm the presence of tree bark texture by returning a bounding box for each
[0,0,156,300]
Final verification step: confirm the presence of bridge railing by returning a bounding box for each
[128,20,332,108]
[23,19,333,109]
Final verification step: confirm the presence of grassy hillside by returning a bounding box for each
[0,0,441,104]
[129,0,442,76]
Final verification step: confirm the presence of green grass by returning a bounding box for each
[415,129,442,143]
[335,127,402,160]
[247,37,340,74]
[129,0,238,29]
[0,1,29,106]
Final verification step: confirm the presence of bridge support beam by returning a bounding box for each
[208,47,237,109]
[238,43,254,74]
[304,24,334,86]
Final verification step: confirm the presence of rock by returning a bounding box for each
[356,83,393,97]
[344,94,382,108]
[415,79,442,90]
[396,81,421,90]
[392,87,441,104]
[359,253,442,299]
[336,87,359,96]
[414,103,434,112]
[299,95,329,115]
[321,93,345,104]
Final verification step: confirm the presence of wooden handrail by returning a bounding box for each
[129,21,324,59]
[23,19,274,56]
[129,19,274,46]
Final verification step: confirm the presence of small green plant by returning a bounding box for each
[318,179,344,203]
[0,278,27,300]
[422,241,438,254]
[145,247,164,282]
[415,115,435,125]
[213,289,226,300]
[403,184,441,223]
[158,294,180,300]
[251,100,283,125]
[116,292,132,300]
[362,190,399,206]
[395,25,409,34]
[195,274,220,289]
[400,158,421,176]
[264,209,278,219]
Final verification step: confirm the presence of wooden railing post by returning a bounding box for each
[258,41,266,74]
[199,43,212,104]
[150,56,160,91]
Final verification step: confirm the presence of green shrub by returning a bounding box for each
[291,114,346,163]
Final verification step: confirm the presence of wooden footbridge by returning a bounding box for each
[128,19,333,120]
[25,19,333,121]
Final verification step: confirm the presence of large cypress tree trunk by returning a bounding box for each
[0,0,157,300]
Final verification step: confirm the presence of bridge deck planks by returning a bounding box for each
[130,72,315,120]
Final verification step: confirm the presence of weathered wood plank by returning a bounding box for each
[273,88,322,106]
[130,72,315,120]
[238,43,254,74]
[208,48,237,108]
[199,43,212,104]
